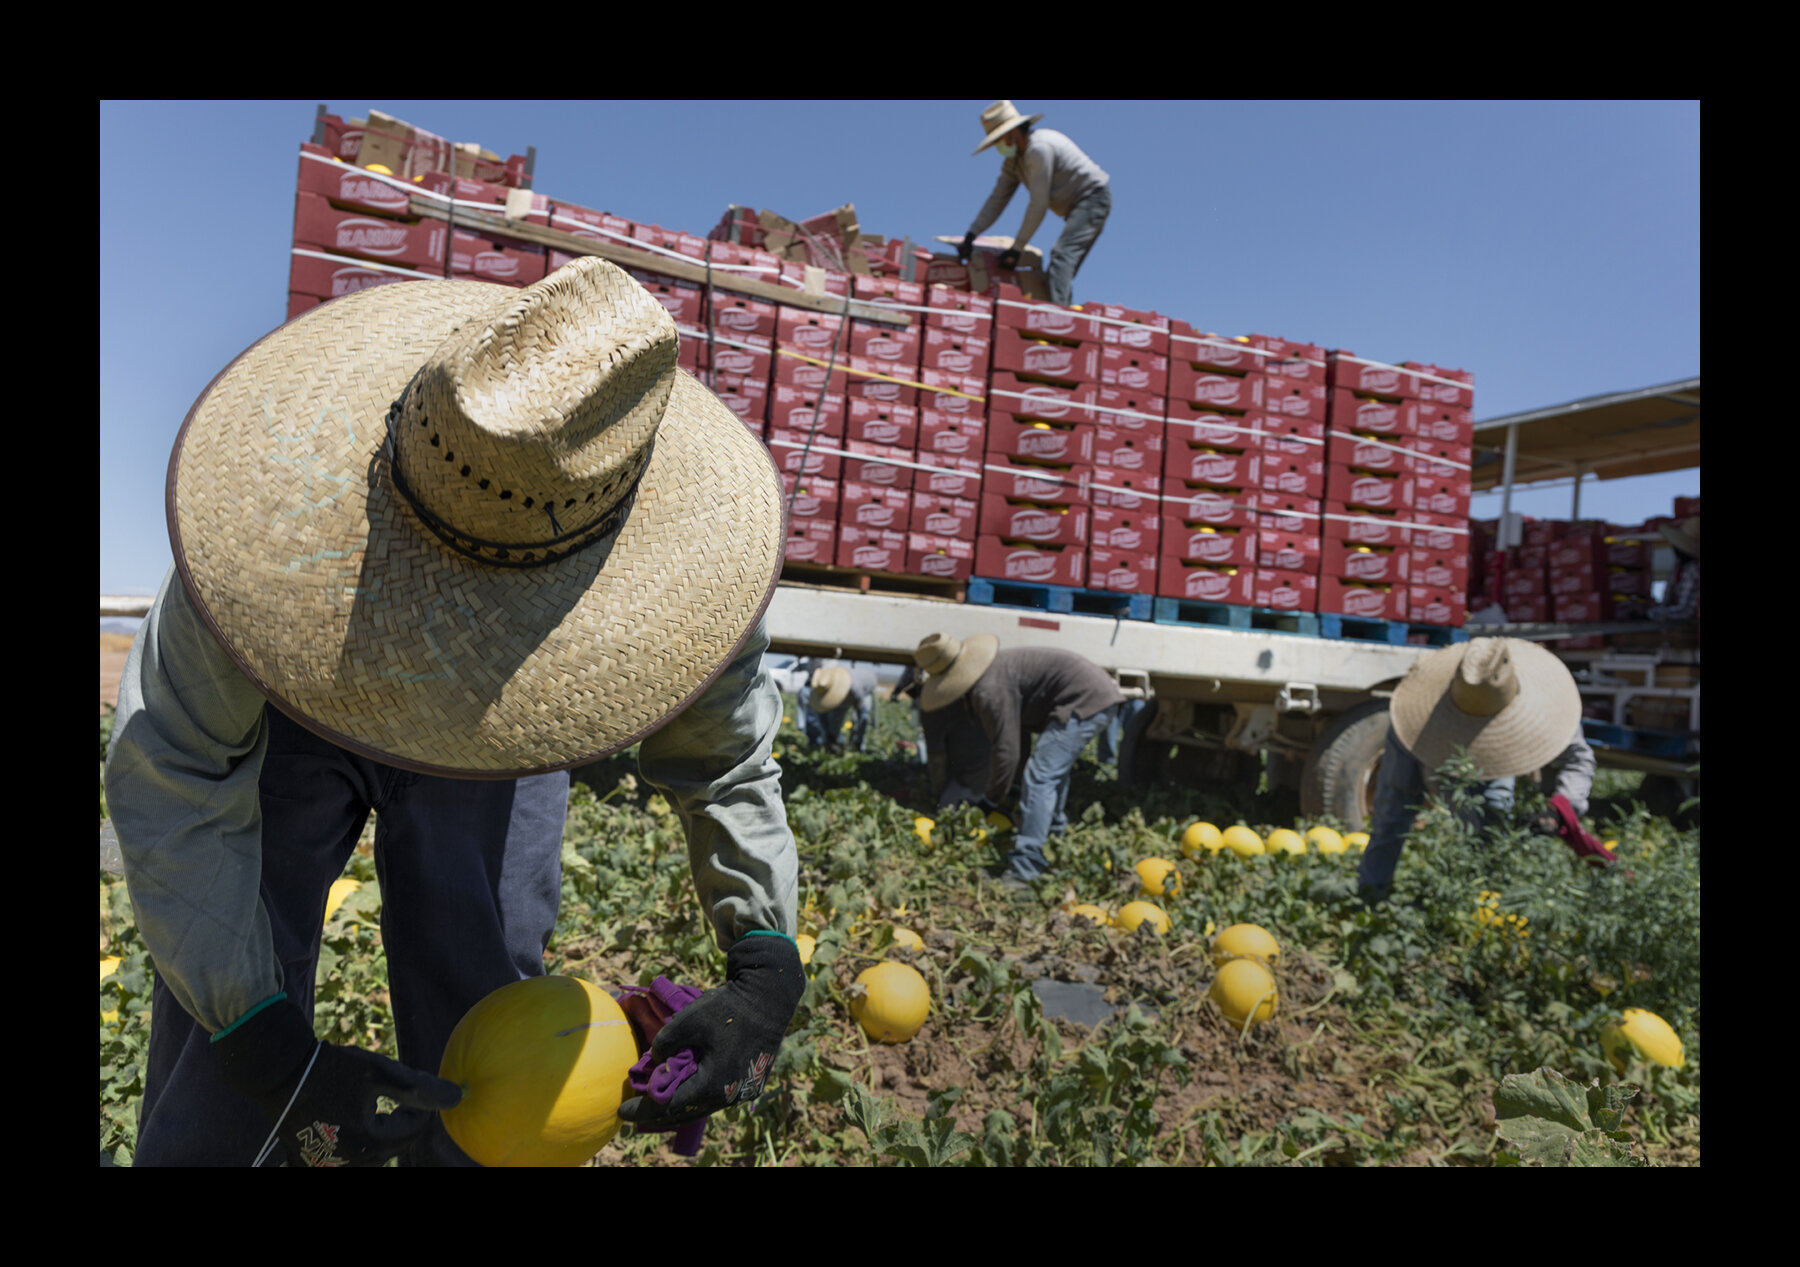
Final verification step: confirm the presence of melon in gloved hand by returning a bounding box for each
[439,975,640,1167]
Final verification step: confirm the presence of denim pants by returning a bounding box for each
[1005,706,1117,880]
[1096,697,1148,779]
[1045,184,1112,307]
[133,704,569,1167]
[1357,726,1515,898]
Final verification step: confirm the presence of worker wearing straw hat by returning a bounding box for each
[808,663,879,752]
[957,101,1112,307]
[1648,516,1701,622]
[914,633,1122,889]
[104,257,805,1166]
[1337,638,1604,906]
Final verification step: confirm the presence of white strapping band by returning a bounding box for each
[1330,352,1473,392]
[290,247,442,281]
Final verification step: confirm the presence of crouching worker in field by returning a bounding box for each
[1318,637,1605,908]
[103,258,805,1166]
[808,663,879,753]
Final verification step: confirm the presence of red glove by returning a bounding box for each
[1547,794,1618,869]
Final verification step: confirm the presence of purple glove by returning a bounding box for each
[616,977,707,1157]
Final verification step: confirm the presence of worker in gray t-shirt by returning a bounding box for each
[958,100,1111,307]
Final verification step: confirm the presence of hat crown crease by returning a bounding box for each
[1450,641,1517,717]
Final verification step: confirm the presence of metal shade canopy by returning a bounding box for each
[1470,377,1699,491]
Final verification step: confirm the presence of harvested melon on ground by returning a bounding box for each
[849,961,930,1043]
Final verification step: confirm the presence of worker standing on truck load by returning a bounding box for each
[914,633,1123,889]
[809,663,879,752]
[1647,516,1701,622]
[957,101,1112,308]
[1321,638,1607,907]
[104,257,805,1166]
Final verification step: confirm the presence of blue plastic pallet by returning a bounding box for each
[1581,719,1692,759]
[967,576,1154,621]
[1317,612,1469,647]
[1152,597,1321,637]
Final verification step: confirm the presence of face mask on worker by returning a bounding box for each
[996,136,1019,158]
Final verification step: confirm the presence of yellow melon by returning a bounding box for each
[1135,857,1182,897]
[1305,826,1347,855]
[849,961,930,1043]
[1117,901,1171,935]
[1211,923,1281,970]
[1221,826,1264,857]
[1264,828,1307,857]
[1210,958,1278,1030]
[1180,821,1225,858]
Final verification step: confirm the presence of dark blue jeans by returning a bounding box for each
[133,704,569,1166]
[1046,184,1112,307]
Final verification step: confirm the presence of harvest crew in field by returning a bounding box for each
[104,257,805,1166]
[808,662,879,752]
[914,633,1122,887]
[957,100,1112,308]
[1345,638,1606,906]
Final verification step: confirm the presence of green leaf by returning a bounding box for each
[1493,1068,1648,1166]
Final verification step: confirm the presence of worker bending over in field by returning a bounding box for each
[1331,638,1606,907]
[957,100,1112,307]
[808,663,879,752]
[104,258,805,1166]
[914,633,1122,889]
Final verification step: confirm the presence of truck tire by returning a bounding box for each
[1299,700,1392,826]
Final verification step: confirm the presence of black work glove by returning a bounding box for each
[1531,811,1562,838]
[616,933,806,1130]
[956,231,976,264]
[997,248,1022,271]
[217,997,462,1167]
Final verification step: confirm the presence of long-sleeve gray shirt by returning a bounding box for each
[103,566,797,1035]
[964,648,1122,804]
[968,128,1110,255]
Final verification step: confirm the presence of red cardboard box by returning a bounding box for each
[918,408,985,463]
[1327,390,1417,436]
[993,283,1104,341]
[1259,528,1324,573]
[1087,546,1158,594]
[926,284,995,335]
[1168,321,1266,376]
[1157,558,1255,604]
[1402,363,1475,409]
[1253,491,1322,536]
[1326,466,1413,511]
[288,249,434,301]
[1164,521,1256,566]
[1412,482,1471,519]
[711,292,779,340]
[707,240,783,284]
[547,202,634,246]
[1554,564,1600,597]
[713,379,770,431]
[983,459,1092,506]
[297,146,414,217]
[1093,424,1164,477]
[910,494,979,539]
[780,260,850,296]
[629,222,708,263]
[1254,569,1319,612]
[979,494,1089,545]
[913,454,983,500]
[907,533,975,580]
[918,364,987,400]
[1258,376,1329,422]
[1327,431,1416,472]
[293,191,443,271]
[1502,569,1547,599]
[920,326,991,378]
[1258,415,1328,456]
[1256,449,1326,498]
[1166,399,1261,448]
[1410,548,1471,592]
[992,326,1101,383]
[1407,435,1473,479]
[1097,345,1169,396]
[626,271,704,325]
[1323,537,1408,584]
[841,482,913,532]
[976,536,1087,587]
[849,320,921,375]
[1553,592,1616,622]
[1408,515,1471,556]
[846,399,918,449]
[1170,365,1259,411]
[1406,587,1467,627]
[450,227,546,285]
[1327,351,1418,400]
[853,275,925,309]
[286,293,321,320]
[986,372,1098,425]
[1319,576,1403,620]
[1412,402,1475,444]
[1090,506,1162,553]
[417,169,550,226]
[1246,334,1329,385]
[838,525,908,572]
[1085,299,1170,353]
[846,371,918,408]
[768,383,845,437]
[1608,567,1653,597]
[777,308,846,356]
[1605,539,1655,568]
[1092,385,1167,431]
[1673,496,1701,518]
[1090,467,1164,511]
[773,349,846,395]
[784,516,838,565]
[704,339,774,390]
[766,429,841,479]
[843,439,915,490]
[987,416,1096,466]
[779,473,840,524]
[1323,502,1412,546]
[1164,438,1259,486]
[1504,594,1552,622]
[1163,481,1258,530]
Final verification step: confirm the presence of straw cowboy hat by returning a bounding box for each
[809,666,852,714]
[971,100,1043,156]
[1658,515,1700,559]
[166,256,785,777]
[1389,638,1583,780]
[914,632,999,712]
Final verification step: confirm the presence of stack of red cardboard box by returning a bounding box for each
[1321,352,1474,626]
[312,110,530,189]
[907,285,994,579]
[1083,300,1170,596]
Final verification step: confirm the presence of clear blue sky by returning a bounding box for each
[101,99,1699,601]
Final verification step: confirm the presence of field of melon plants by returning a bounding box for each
[100,692,1701,1166]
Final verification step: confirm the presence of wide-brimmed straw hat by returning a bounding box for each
[167,256,785,778]
[971,100,1043,156]
[915,633,1000,711]
[809,666,851,713]
[1658,515,1700,559]
[1389,638,1582,779]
